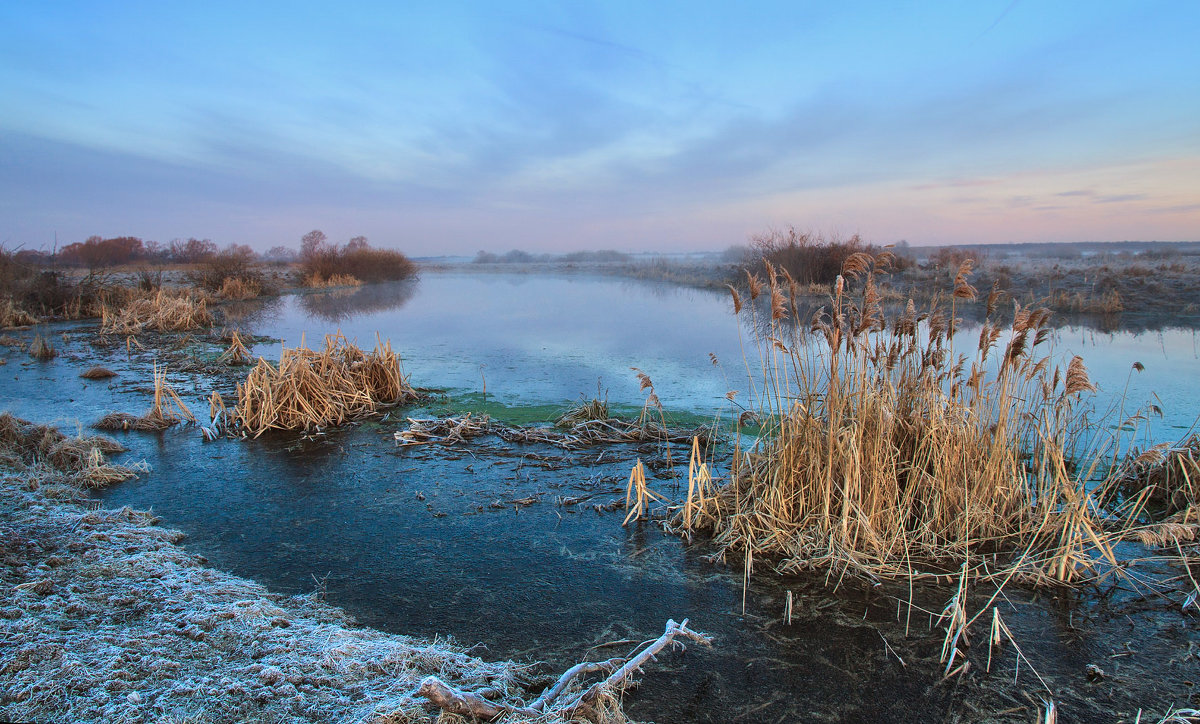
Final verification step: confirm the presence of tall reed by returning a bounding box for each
[687,253,1123,584]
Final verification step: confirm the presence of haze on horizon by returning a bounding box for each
[1,1,1197,256]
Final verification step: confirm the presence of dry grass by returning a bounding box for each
[0,298,37,328]
[556,390,610,427]
[623,459,664,525]
[79,366,117,380]
[95,366,196,432]
[685,255,1131,585]
[27,334,55,361]
[218,276,261,300]
[100,289,213,335]
[395,413,715,451]
[303,273,363,288]
[233,334,417,435]
[1114,433,1199,517]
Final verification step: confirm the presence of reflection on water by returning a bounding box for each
[298,279,419,323]
[219,295,286,329]
[238,272,751,416]
[227,271,1200,441]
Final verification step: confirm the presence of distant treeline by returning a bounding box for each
[9,236,299,269]
[910,240,1200,260]
[473,249,632,264]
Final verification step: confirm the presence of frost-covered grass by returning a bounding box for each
[0,417,593,724]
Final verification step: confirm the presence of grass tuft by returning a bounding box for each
[95,366,196,432]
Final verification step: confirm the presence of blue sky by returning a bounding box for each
[1,1,1197,254]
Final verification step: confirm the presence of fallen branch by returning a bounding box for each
[413,618,712,720]
[559,619,712,714]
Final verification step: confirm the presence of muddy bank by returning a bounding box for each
[0,427,627,724]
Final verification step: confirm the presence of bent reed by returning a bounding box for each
[96,365,196,432]
[684,252,1151,585]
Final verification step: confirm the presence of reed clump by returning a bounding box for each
[95,366,196,432]
[687,253,1124,584]
[234,334,417,435]
[100,289,213,335]
[28,333,55,360]
[217,329,253,366]
[556,390,610,427]
[218,276,261,300]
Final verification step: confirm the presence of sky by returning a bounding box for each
[1,1,1197,255]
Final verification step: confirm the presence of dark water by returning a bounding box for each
[1,273,1198,721]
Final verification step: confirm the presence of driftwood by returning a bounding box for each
[413,618,712,720]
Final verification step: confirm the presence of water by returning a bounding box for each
[2,271,1198,721]
[246,273,751,417]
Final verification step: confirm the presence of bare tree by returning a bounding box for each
[300,230,329,261]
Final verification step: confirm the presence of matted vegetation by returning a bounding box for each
[394,412,715,450]
[0,412,137,488]
[1,419,630,724]
[233,334,418,435]
[683,252,1141,584]
[79,366,117,380]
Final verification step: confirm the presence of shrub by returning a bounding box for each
[188,246,266,296]
[298,232,416,286]
[744,229,901,286]
[0,247,125,321]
